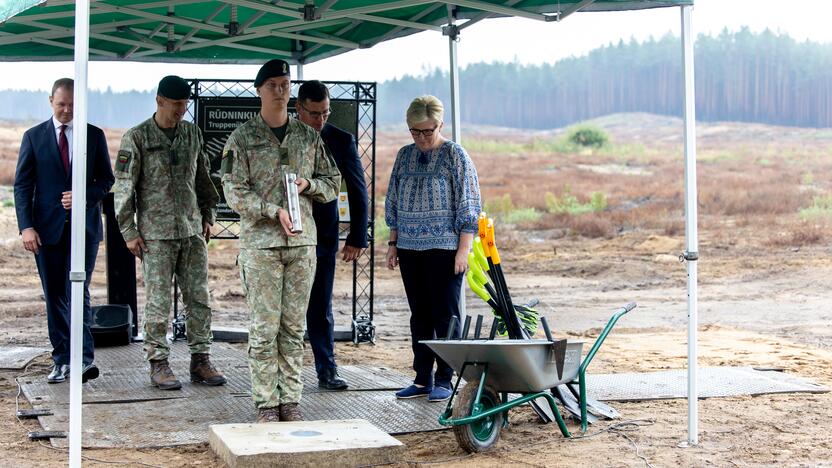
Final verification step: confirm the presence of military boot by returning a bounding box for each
[257,407,280,423]
[150,359,182,390]
[190,353,227,386]
[278,403,304,422]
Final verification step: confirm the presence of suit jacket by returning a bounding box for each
[14,119,115,245]
[313,123,369,257]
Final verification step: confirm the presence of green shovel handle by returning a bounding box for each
[466,270,491,303]
[472,238,490,272]
[467,252,490,286]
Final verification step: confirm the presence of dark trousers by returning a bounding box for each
[34,223,97,366]
[398,248,462,389]
[306,254,336,377]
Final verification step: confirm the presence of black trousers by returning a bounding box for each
[34,223,97,366]
[306,254,336,377]
[398,248,462,388]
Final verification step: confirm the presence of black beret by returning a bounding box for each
[157,75,190,100]
[254,59,290,88]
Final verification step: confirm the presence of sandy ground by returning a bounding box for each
[1,224,830,467]
[1,117,831,466]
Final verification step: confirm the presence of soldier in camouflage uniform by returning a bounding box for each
[113,75,226,390]
[221,60,340,422]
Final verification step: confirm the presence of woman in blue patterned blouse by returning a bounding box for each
[385,95,481,402]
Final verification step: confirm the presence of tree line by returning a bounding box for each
[1,29,831,129]
[0,87,157,128]
[378,28,832,129]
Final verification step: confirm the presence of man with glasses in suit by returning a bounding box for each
[296,80,368,391]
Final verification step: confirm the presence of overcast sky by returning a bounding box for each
[1,0,831,92]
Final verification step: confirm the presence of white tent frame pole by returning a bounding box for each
[296,62,304,80]
[445,6,465,323]
[447,15,461,142]
[680,4,699,447]
[69,0,91,466]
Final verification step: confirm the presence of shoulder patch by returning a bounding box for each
[221,148,235,175]
[115,150,131,172]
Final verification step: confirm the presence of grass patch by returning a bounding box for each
[540,124,611,154]
[566,125,609,148]
[461,139,526,154]
[483,194,542,225]
[503,207,542,225]
[545,189,607,215]
[2,199,13,208]
[799,194,832,219]
[483,194,514,216]
[698,150,740,163]
[374,214,390,243]
[766,220,829,247]
[539,212,616,238]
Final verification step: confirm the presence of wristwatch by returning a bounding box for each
[387,241,397,246]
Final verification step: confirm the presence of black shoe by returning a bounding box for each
[82,363,99,383]
[47,364,70,384]
[318,367,348,390]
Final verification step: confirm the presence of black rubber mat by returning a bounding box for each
[38,392,445,448]
[22,340,826,448]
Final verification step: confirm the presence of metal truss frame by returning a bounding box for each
[171,79,376,344]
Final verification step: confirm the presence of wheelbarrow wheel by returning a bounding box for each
[453,379,503,453]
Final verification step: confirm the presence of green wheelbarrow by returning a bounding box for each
[422,302,636,453]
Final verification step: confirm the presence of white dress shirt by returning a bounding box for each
[52,116,73,163]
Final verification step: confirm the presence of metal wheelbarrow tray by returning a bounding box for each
[423,302,636,453]
[422,339,584,393]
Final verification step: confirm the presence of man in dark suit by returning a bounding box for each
[14,78,115,384]
[297,80,369,390]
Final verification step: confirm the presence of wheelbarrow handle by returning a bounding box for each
[579,302,637,376]
[576,302,637,433]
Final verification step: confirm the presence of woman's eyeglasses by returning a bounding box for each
[409,126,438,137]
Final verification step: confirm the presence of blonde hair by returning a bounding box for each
[406,95,444,127]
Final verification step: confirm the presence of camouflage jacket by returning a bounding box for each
[113,116,219,241]
[221,114,340,249]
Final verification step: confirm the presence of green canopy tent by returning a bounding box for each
[0,0,698,464]
[1,1,690,64]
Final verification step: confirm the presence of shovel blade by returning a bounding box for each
[552,338,567,380]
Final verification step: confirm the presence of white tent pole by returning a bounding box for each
[447,14,461,143]
[680,4,699,447]
[296,63,304,80]
[69,0,91,466]
[445,7,465,324]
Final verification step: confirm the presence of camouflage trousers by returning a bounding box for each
[142,235,213,361]
[238,246,315,409]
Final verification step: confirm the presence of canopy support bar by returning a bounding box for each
[445,5,465,324]
[69,0,91,466]
[680,4,699,447]
[446,8,461,143]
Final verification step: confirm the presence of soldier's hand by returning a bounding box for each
[341,245,363,262]
[61,191,72,210]
[126,236,149,260]
[202,221,212,242]
[278,208,298,237]
[295,177,310,194]
[21,228,41,255]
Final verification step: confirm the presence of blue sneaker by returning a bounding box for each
[428,385,452,402]
[395,384,432,399]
